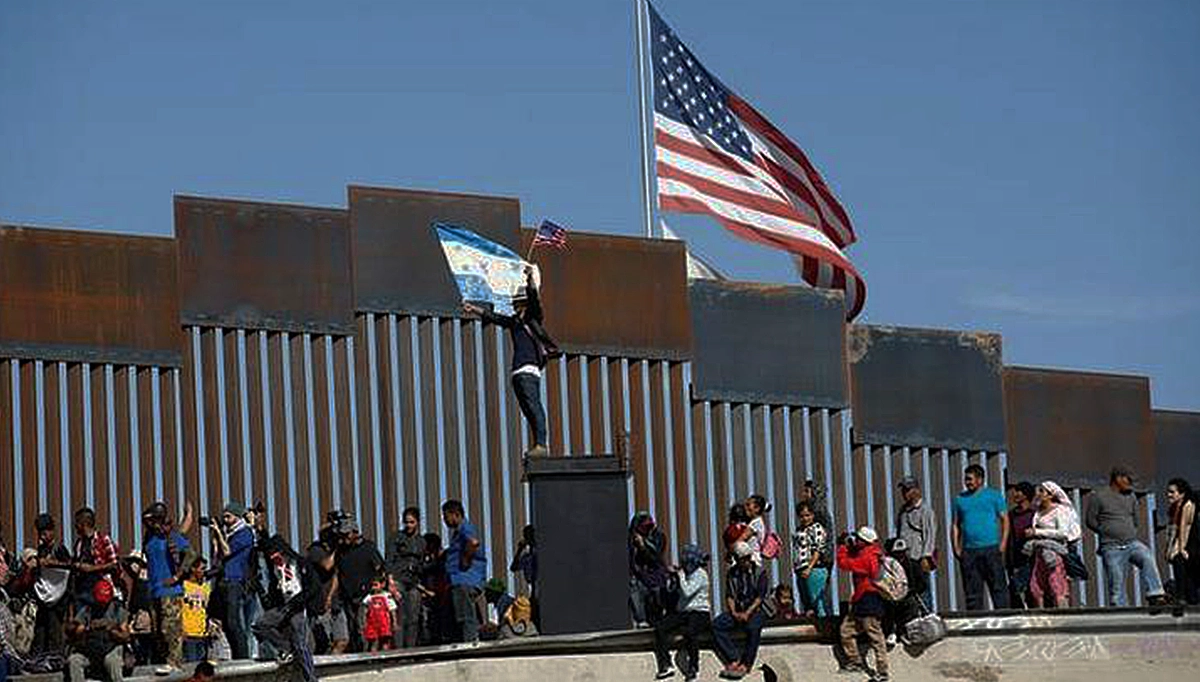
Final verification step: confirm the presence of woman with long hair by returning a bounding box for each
[1165,478,1200,605]
[1023,481,1081,608]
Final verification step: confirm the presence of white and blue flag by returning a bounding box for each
[434,223,527,315]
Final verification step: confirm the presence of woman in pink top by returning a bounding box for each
[1023,481,1081,608]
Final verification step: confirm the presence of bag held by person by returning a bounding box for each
[874,555,909,601]
[761,531,784,560]
[904,607,947,646]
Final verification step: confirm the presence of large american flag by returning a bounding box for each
[648,3,865,319]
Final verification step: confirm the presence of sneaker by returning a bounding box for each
[719,663,746,680]
[526,444,549,457]
[153,666,177,676]
[886,633,898,649]
[278,651,295,665]
[871,674,890,682]
[839,663,867,675]
[655,666,676,680]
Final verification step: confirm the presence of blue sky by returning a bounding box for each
[1,1,1197,410]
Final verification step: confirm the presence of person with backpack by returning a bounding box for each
[836,527,890,680]
[882,538,924,647]
[895,477,937,611]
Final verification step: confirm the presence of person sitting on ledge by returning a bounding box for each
[712,541,768,680]
[463,265,560,457]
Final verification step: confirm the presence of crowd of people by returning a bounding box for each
[0,498,539,682]
[0,463,1194,682]
[631,465,1199,681]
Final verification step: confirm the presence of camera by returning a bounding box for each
[198,516,214,527]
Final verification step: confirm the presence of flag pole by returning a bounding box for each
[634,0,656,239]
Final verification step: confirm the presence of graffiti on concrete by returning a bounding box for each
[947,615,1054,631]
[968,635,1110,663]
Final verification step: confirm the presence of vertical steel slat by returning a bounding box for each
[819,409,837,613]
[639,361,656,518]
[660,363,678,560]
[57,362,70,537]
[431,317,449,509]
[782,407,796,556]
[386,317,404,514]
[365,315,386,545]
[105,364,120,544]
[213,329,231,502]
[280,333,300,548]
[127,367,143,543]
[494,325,515,589]
[409,319,428,518]
[902,446,912,477]
[940,448,956,611]
[579,355,592,454]
[800,407,813,479]
[863,446,876,534]
[839,414,855,532]
[190,329,211,547]
[151,367,164,501]
[172,369,186,516]
[345,337,364,525]
[619,358,633,517]
[302,334,321,533]
[682,363,698,544]
[471,320,494,581]
[237,331,253,505]
[703,401,721,608]
[34,360,47,512]
[558,355,571,455]
[83,363,95,506]
[883,445,895,537]
[10,361,25,550]
[760,405,778,586]
[919,447,936,612]
[723,403,735,503]
[452,319,470,508]
[600,357,613,454]
[323,335,342,509]
[741,404,754,496]
[258,332,277,530]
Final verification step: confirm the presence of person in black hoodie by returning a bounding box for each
[463,266,560,457]
[252,537,320,682]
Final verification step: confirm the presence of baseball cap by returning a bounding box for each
[224,502,247,517]
[898,476,920,491]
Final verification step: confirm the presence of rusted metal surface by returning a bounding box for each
[690,280,847,407]
[522,229,692,360]
[848,325,1006,451]
[349,186,522,316]
[1003,367,1154,489]
[0,225,182,365]
[1153,409,1200,488]
[175,196,354,334]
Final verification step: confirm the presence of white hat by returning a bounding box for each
[856,526,879,544]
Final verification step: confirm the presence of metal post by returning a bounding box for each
[634,0,655,238]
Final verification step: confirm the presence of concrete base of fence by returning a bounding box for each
[87,608,1199,682]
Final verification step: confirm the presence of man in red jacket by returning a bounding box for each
[837,526,889,680]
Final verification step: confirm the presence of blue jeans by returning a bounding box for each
[712,611,765,667]
[960,546,1009,611]
[796,567,829,618]
[1100,540,1165,606]
[1,653,11,682]
[183,637,208,663]
[223,581,251,660]
[512,373,547,448]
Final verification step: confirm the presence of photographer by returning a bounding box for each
[209,503,256,660]
[836,527,888,679]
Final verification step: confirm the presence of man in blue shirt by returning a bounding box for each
[212,502,256,660]
[441,500,487,643]
[143,501,194,672]
[952,464,1010,610]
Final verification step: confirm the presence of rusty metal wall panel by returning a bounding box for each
[522,230,692,360]
[175,196,354,334]
[0,226,181,365]
[349,186,521,316]
[848,325,1006,451]
[1003,367,1154,489]
[690,280,847,407]
[1154,409,1200,486]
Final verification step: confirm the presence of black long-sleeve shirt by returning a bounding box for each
[475,285,558,373]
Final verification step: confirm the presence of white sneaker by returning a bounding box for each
[886,633,898,648]
[656,666,677,680]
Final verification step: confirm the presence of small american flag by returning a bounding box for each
[648,3,865,319]
[532,219,569,250]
